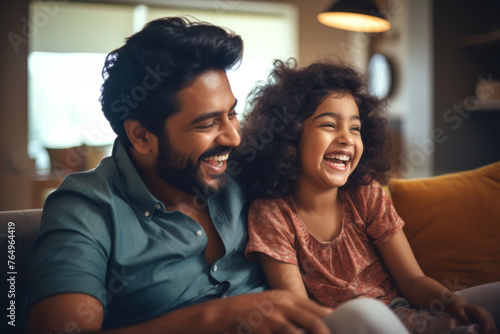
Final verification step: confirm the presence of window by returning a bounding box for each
[29,1,298,172]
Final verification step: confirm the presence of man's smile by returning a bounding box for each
[200,150,231,176]
[202,153,230,167]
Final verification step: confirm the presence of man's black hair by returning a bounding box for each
[100,17,243,148]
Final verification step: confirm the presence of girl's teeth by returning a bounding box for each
[325,154,350,161]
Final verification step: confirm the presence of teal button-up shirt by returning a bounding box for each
[27,140,266,329]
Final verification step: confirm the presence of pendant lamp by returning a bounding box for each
[317,0,391,33]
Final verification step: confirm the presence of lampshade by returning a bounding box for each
[317,0,391,33]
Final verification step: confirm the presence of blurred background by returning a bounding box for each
[1,0,499,210]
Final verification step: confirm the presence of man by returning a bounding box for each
[26,17,407,334]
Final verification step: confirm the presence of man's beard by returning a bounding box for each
[155,132,231,197]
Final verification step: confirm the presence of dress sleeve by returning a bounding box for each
[244,199,299,266]
[363,181,405,248]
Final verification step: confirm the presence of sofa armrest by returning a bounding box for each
[1,209,42,333]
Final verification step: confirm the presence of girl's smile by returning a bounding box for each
[323,151,353,171]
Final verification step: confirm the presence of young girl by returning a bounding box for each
[234,59,499,334]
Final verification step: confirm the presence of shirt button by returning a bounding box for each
[144,211,150,217]
[213,265,218,272]
[196,230,203,236]
[155,204,161,210]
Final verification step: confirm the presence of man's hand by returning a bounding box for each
[26,290,332,334]
[206,290,332,334]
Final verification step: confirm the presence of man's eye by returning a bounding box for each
[197,122,216,129]
[228,111,238,119]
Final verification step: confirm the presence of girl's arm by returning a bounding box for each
[257,253,309,299]
[379,229,496,334]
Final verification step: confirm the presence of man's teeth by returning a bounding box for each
[215,154,229,162]
[203,154,229,167]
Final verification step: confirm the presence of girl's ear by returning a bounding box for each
[123,120,157,155]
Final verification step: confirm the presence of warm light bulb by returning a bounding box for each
[317,12,391,33]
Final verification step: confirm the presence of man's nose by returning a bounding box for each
[217,119,241,147]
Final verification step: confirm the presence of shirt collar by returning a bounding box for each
[112,139,162,221]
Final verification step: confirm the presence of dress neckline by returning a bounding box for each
[287,195,345,245]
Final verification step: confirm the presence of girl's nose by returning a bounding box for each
[336,127,354,146]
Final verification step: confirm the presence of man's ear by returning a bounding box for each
[123,120,157,155]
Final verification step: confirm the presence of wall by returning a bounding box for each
[264,0,363,65]
[432,0,500,175]
[370,0,409,120]
[371,0,433,178]
[0,0,32,210]
[371,0,500,177]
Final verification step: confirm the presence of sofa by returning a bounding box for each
[1,161,499,333]
[1,209,42,334]
[387,160,500,291]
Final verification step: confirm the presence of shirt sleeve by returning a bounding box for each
[27,189,112,314]
[363,181,405,248]
[244,199,299,266]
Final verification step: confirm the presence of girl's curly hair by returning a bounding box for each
[232,59,392,200]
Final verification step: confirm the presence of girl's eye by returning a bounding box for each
[321,123,336,129]
[351,126,361,132]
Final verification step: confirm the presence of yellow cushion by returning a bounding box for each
[388,161,500,290]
